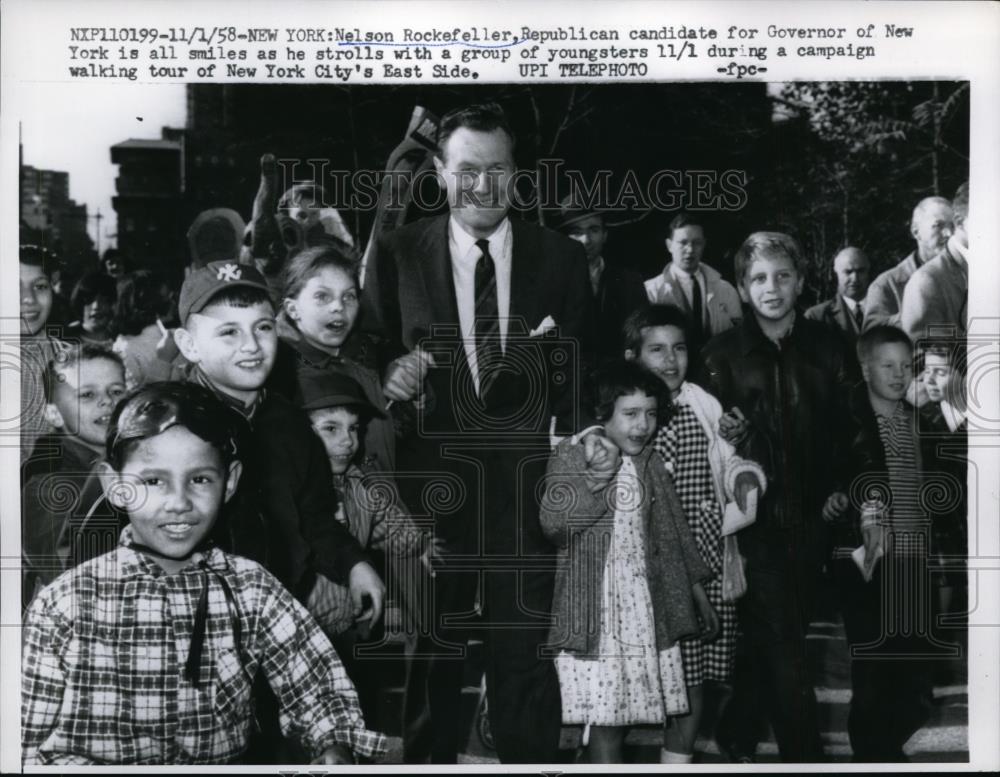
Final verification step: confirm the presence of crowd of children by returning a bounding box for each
[18,160,970,765]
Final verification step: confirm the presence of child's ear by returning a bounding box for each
[859,360,872,385]
[44,403,66,430]
[99,462,134,511]
[173,327,199,363]
[282,297,301,323]
[794,273,804,297]
[624,348,636,362]
[737,282,750,304]
[223,460,243,503]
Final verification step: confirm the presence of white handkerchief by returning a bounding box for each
[530,315,557,337]
[721,487,758,536]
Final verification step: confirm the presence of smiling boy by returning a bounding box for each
[170,260,383,617]
[22,346,126,607]
[698,231,850,763]
[21,383,385,765]
[823,326,942,761]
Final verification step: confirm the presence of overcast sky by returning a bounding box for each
[17,82,186,254]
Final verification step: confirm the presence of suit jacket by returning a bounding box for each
[900,240,968,342]
[644,261,743,339]
[591,261,647,358]
[863,252,919,330]
[805,295,864,379]
[362,214,592,596]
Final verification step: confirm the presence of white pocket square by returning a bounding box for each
[530,315,557,337]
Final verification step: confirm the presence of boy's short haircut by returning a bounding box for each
[622,304,690,355]
[20,244,56,276]
[733,231,804,284]
[667,211,705,238]
[282,244,360,301]
[952,181,969,223]
[201,285,273,311]
[105,381,241,471]
[856,324,913,365]
[590,359,670,424]
[70,272,117,316]
[177,259,273,325]
[437,102,515,158]
[44,344,124,403]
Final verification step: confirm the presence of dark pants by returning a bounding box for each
[717,524,826,762]
[833,553,941,761]
[402,563,561,763]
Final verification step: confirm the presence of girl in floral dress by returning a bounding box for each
[540,360,719,764]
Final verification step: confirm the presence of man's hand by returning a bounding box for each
[383,347,436,403]
[733,471,758,513]
[692,582,721,641]
[582,431,621,493]
[718,406,749,446]
[822,491,849,522]
[348,561,385,629]
[314,744,353,764]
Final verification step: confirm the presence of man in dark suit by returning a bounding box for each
[551,195,647,359]
[805,246,871,377]
[363,103,592,764]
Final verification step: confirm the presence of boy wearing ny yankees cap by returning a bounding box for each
[171,260,385,624]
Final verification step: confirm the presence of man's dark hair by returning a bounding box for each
[622,304,691,356]
[856,324,913,364]
[953,181,969,223]
[590,359,670,425]
[437,102,515,160]
[668,212,706,239]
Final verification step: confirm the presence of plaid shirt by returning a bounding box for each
[22,526,386,765]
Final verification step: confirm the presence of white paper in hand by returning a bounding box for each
[721,487,758,536]
[851,544,884,582]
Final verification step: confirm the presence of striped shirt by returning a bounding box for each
[875,403,926,557]
[21,526,386,765]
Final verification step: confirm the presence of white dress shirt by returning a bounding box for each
[668,262,707,327]
[448,215,512,392]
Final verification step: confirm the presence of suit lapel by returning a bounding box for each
[419,215,460,327]
[508,219,541,336]
[833,296,858,335]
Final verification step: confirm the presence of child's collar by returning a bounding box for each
[191,366,265,419]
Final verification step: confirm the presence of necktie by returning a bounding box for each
[474,239,501,396]
[852,303,864,332]
[689,273,704,343]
